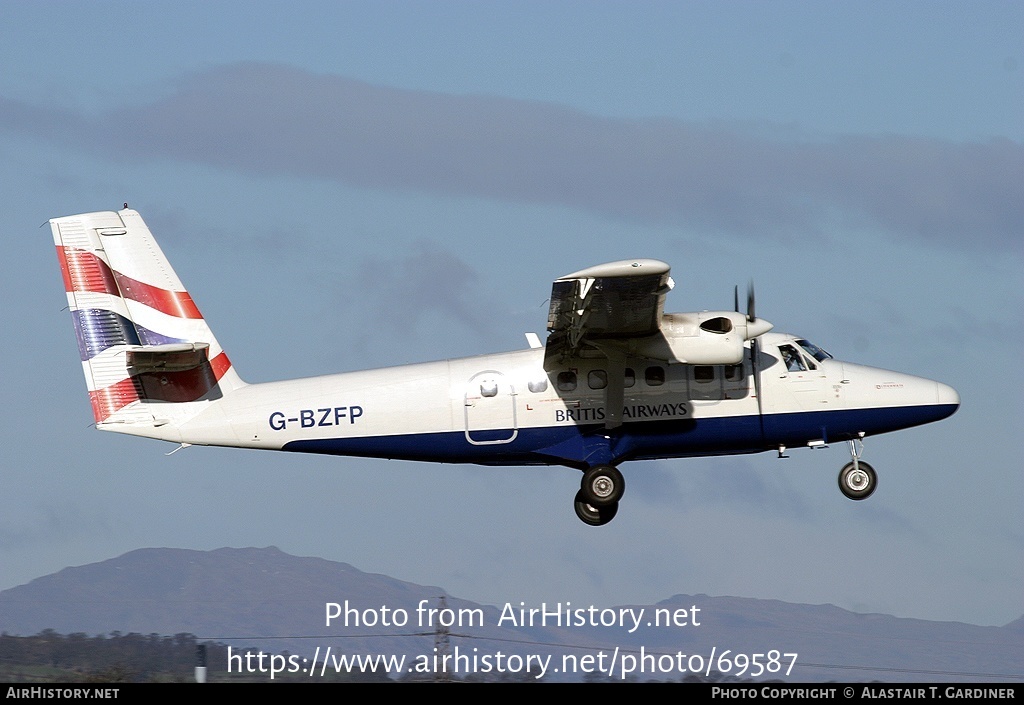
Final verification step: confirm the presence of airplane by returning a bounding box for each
[50,207,960,526]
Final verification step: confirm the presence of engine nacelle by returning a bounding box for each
[632,311,772,364]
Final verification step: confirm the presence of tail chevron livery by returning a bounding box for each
[51,207,958,525]
[52,209,244,435]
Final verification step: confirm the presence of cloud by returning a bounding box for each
[0,504,112,551]
[331,239,511,364]
[4,62,1019,249]
[353,240,491,336]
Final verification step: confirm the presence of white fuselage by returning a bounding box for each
[51,208,959,523]
[124,332,959,470]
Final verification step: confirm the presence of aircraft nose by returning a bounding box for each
[936,381,960,410]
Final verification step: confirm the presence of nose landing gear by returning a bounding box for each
[838,438,877,500]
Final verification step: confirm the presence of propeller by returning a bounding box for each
[736,281,766,421]
[750,337,763,417]
[741,281,773,340]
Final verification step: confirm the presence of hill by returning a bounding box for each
[0,547,1019,682]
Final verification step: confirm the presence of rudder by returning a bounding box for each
[52,208,243,429]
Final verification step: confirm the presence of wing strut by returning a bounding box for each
[603,355,626,430]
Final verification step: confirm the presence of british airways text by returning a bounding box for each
[555,402,688,423]
[269,406,364,431]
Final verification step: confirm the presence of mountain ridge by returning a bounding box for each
[0,546,1019,682]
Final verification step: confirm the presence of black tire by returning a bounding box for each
[574,490,618,526]
[580,465,625,507]
[838,461,877,500]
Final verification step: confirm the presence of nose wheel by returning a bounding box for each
[838,438,877,500]
[574,464,625,525]
[839,461,877,499]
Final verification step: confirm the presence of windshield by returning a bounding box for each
[796,339,832,362]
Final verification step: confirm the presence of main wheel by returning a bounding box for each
[838,461,877,500]
[574,490,618,526]
[580,465,625,506]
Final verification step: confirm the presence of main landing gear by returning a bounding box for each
[838,438,877,500]
[574,464,625,526]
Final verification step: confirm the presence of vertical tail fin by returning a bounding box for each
[51,208,244,430]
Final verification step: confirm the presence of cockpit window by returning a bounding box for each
[779,344,807,372]
[796,339,832,362]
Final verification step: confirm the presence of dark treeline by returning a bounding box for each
[0,631,749,683]
[1,630,206,679]
[0,630,386,682]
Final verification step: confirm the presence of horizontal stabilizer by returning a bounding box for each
[127,343,210,373]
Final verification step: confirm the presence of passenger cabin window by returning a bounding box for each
[588,370,608,390]
[480,380,498,397]
[557,371,577,392]
[624,368,636,388]
[725,364,743,382]
[528,378,548,393]
[694,365,714,383]
[645,366,665,386]
[779,345,807,372]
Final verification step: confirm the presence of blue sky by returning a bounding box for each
[1,0,1021,636]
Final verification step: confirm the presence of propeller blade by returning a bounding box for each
[739,279,773,340]
[750,338,763,417]
[734,285,739,314]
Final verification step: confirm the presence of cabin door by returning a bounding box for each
[464,370,518,444]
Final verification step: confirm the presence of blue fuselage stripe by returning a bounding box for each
[282,404,958,468]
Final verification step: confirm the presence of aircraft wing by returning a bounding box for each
[545,258,672,367]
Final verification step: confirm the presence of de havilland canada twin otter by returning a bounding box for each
[51,207,960,525]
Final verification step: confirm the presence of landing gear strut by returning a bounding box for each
[574,464,625,525]
[838,438,876,500]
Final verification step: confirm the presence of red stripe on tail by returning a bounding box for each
[56,246,120,297]
[55,246,203,319]
[88,352,233,422]
[113,271,203,319]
